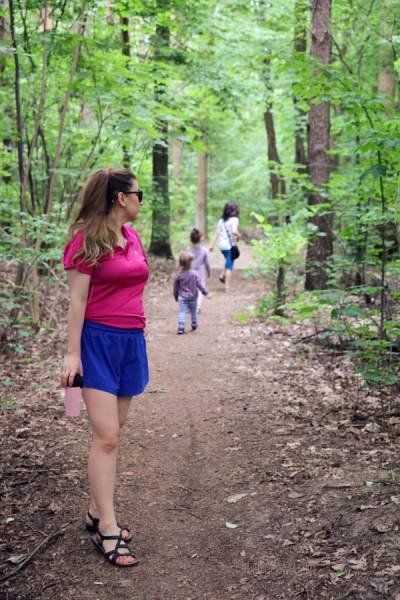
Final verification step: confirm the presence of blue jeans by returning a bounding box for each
[221,248,234,270]
[178,298,197,329]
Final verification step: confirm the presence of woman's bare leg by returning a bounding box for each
[118,396,133,429]
[225,269,232,291]
[84,388,135,565]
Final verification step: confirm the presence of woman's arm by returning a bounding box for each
[208,226,219,252]
[61,270,91,387]
[231,218,241,241]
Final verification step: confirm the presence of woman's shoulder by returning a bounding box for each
[123,224,141,240]
[63,229,94,274]
[64,229,84,254]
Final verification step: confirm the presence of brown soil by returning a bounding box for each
[1,255,400,599]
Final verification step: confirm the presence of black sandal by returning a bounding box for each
[85,511,132,543]
[93,530,139,568]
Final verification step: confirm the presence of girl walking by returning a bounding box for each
[61,167,148,568]
[173,252,208,334]
[188,228,211,313]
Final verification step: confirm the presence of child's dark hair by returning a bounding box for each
[179,252,194,270]
[190,228,202,244]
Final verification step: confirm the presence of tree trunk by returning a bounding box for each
[149,1,173,258]
[45,0,87,216]
[172,139,182,180]
[1,0,12,184]
[196,147,208,238]
[263,59,286,201]
[293,0,308,172]
[304,0,333,291]
[120,14,131,168]
[8,0,26,211]
[263,109,286,199]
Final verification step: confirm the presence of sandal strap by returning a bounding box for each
[87,511,99,524]
[117,521,130,534]
[98,532,121,541]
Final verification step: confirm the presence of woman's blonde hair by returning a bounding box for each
[70,167,136,265]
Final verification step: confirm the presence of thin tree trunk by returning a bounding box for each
[262,58,286,201]
[263,109,286,199]
[149,0,173,258]
[304,0,333,291]
[196,145,208,238]
[120,13,131,168]
[8,0,26,211]
[172,139,182,180]
[21,21,49,214]
[45,0,87,216]
[1,0,12,184]
[293,0,308,172]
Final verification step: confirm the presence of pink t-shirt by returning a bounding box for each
[63,225,149,329]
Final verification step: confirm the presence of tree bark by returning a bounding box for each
[196,146,208,238]
[263,109,286,199]
[172,139,182,180]
[304,0,333,291]
[293,0,308,172]
[45,0,87,216]
[1,0,12,184]
[8,0,25,211]
[149,1,173,258]
[120,13,131,168]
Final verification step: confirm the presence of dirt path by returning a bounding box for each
[1,252,400,599]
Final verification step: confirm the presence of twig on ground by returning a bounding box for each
[294,329,330,343]
[0,523,72,583]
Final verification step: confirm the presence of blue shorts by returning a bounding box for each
[81,320,149,397]
[221,249,234,270]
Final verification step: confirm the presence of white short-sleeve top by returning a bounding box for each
[217,217,239,251]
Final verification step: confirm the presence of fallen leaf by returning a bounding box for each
[371,522,392,533]
[227,493,248,504]
[288,491,304,499]
[64,470,80,480]
[8,554,27,565]
[348,556,367,570]
[226,521,239,529]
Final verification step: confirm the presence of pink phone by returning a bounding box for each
[64,373,83,417]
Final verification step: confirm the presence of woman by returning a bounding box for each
[209,202,240,292]
[61,168,149,568]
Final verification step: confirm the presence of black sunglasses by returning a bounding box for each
[124,190,143,203]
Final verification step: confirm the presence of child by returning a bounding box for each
[173,252,208,334]
[188,228,211,313]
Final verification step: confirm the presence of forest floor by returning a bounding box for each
[1,246,400,600]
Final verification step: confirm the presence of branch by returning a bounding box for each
[0,523,71,583]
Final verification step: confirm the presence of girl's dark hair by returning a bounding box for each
[179,252,194,270]
[190,228,202,244]
[222,202,240,221]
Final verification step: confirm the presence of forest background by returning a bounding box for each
[1,0,400,389]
